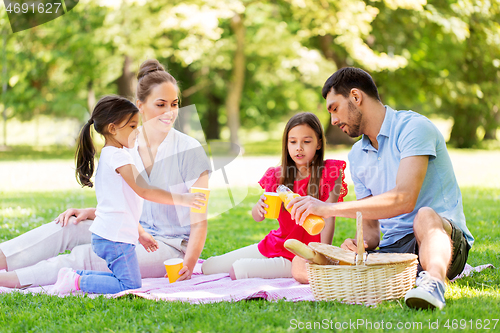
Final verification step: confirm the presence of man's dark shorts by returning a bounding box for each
[373,219,470,280]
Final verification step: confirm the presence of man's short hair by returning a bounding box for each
[322,67,381,101]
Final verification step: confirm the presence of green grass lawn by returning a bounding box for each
[1,185,499,332]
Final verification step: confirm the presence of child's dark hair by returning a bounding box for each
[280,112,325,199]
[76,95,138,187]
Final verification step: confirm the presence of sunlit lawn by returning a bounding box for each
[1,183,499,332]
[1,142,500,332]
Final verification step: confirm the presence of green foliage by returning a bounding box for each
[1,0,500,148]
[369,0,500,148]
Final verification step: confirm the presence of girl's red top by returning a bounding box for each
[257,159,348,261]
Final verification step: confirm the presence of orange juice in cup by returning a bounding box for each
[276,185,325,235]
[190,187,210,213]
[164,258,184,283]
[263,192,282,219]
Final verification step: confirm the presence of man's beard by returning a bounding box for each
[346,100,362,138]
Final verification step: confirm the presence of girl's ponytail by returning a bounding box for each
[75,119,96,187]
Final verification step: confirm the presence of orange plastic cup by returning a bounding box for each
[263,192,282,219]
[190,187,210,213]
[164,258,184,283]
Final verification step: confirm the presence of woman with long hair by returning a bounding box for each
[0,59,210,288]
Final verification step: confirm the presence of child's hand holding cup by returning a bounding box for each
[263,192,282,219]
[189,187,210,213]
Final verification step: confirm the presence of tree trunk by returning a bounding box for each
[206,92,221,140]
[483,105,499,140]
[449,20,483,148]
[318,35,354,146]
[225,13,245,151]
[318,35,348,69]
[449,106,480,148]
[116,55,135,99]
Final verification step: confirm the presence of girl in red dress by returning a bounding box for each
[202,112,347,279]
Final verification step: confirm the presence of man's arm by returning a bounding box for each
[289,155,429,223]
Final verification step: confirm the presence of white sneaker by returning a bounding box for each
[49,268,80,295]
[405,271,446,310]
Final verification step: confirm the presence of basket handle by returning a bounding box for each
[356,211,364,265]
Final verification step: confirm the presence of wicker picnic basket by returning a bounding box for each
[287,212,418,304]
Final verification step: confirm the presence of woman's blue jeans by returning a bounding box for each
[77,234,142,294]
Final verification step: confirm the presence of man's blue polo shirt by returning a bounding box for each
[348,106,474,248]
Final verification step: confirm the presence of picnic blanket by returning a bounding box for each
[0,261,494,303]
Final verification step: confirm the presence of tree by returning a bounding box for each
[280,0,418,144]
[368,0,500,148]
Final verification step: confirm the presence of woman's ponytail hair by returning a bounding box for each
[75,96,139,188]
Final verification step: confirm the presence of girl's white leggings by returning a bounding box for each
[201,243,292,279]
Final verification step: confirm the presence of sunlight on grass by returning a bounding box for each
[447,284,500,299]
[0,206,33,218]
[1,180,499,331]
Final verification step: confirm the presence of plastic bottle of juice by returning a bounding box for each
[276,185,325,235]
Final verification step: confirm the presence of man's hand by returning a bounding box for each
[138,230,158,253]
[54,208,95,227]
[287,196,333,225]
[340,238,369,252]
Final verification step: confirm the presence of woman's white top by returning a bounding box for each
[129,129,211,240]
[90,146,143,244]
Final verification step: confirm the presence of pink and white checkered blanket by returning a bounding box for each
[0,261,494,303]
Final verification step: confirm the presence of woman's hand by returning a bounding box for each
[54,208,95,227]
[138,230,159,253]
[180,192,206,209]
[176,263,193,281]
[164,261,194,281]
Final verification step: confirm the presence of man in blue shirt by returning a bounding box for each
[289,67,474,310]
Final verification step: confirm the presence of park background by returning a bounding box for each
[1,0,500,332]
